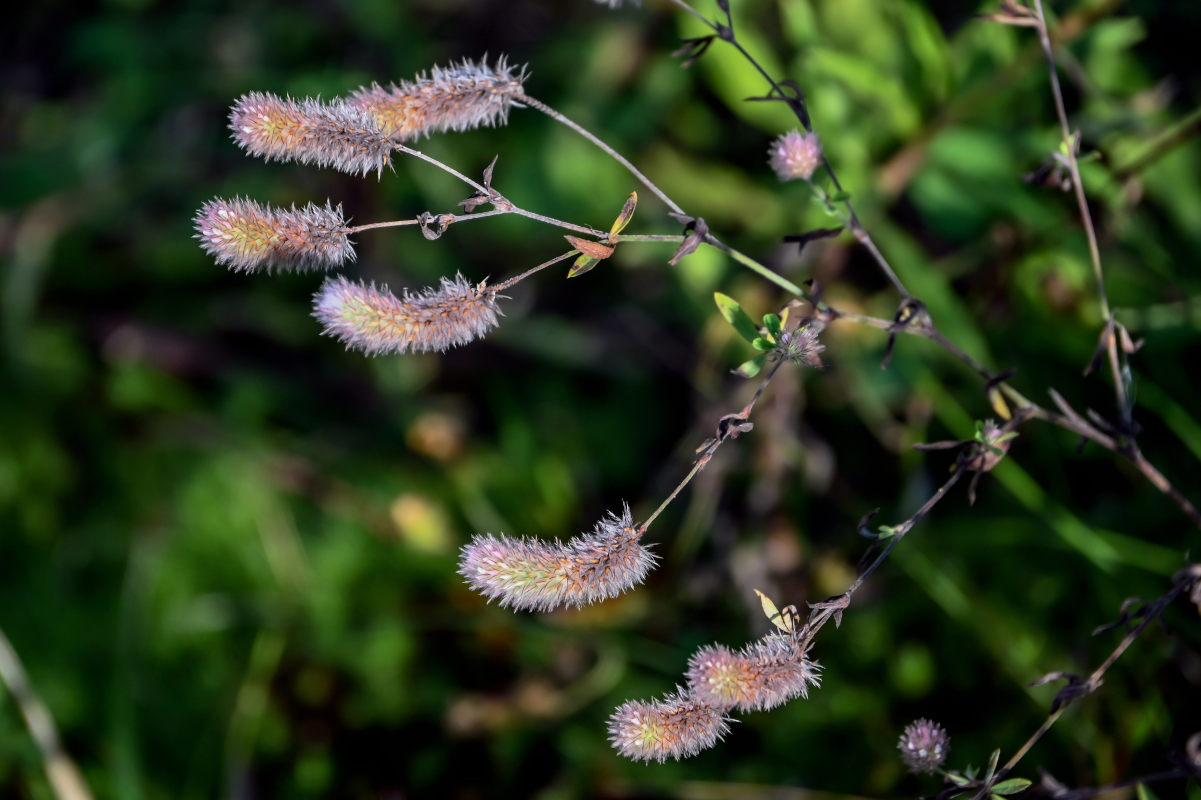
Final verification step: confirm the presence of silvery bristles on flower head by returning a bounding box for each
[313,274,503,356]
[608,689,730,764]
[193,197,354,273]
[229,93,395,176]
[346,56,527,141]
[458,504,657,612]
[685,634,821,712]
[773,324,825,369]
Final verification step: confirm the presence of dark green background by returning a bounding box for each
[3,0,1200,797]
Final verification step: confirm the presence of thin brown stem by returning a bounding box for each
[638,360,786,536]
[801,467,965,645]
[515,93,686,217]
[493,250,578,292]
[394,143,489,194]
[1031,0,1129,423]
[0,626,93,800]
[669,0,910,296]
[976,569,1199,796]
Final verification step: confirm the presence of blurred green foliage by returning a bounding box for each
[2,0,1200,797]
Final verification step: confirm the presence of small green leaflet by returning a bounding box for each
[713,292,760,343]
[991,778,1032,796]
[753,589,798,633]
[734,354,766,378]
[609,191,637,238]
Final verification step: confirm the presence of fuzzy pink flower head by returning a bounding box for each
[193,197,354,273]
[768,130,822,182]
[346,56,527,142]
[687,634,821,713]
[313,274,502,356]
[229,93,394,176]
[898,718,950,774]
[608,690,730,763]
[458,505,657,613]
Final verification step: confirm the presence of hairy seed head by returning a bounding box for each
[346,56,527,141]
[898,718,950,774]
[229,92,394,176]
[193,197,354,273]
[608,690,730,763]
[313,274,502,356]
[769,130,822,182]
[773,325,825,369]
[458,505,657,613]
[687,634,821,712]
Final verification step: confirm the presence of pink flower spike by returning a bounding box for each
[346,56,527,142]
[458,505,657,612]
[608,690,730,763]
[229,93,394,177]
[193,197,354,273]
[313,274,503,356]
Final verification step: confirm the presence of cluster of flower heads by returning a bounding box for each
[226,57,527,178]
[457,505,657,612]
[195,56,533,353]
[313,274,503,356]
[608,630,821,763]
[194,197,354,273]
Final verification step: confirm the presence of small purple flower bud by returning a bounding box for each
[898,718,950,774]
[768,130,822,182]
[608,690,730,763]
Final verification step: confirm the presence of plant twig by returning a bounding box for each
[1031,0,1130,425]
[972,565,1200,797]
[0,626,94,800]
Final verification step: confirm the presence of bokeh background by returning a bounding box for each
[3,0,1200,797]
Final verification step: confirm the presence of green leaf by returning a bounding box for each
[762,313,782,337]
[752,337,774,351]
[714,292,760,343]
[946,773,971,787]
[829,190,852,203]
[1135,781,1162,800]
[609,191,637,238]
[568,254,600,278]
[734,354,767,378]
[985,749,1001,782]
[991,778,1032,796]
[876,525,898,539]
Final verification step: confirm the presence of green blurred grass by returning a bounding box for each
[2,0,1200,797]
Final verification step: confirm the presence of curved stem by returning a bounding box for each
[515,93,686,216]
[668,0,910,296]
[0,626,93,800]
[493,250,578,292]
[1031,0,1129,422]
